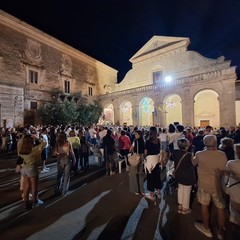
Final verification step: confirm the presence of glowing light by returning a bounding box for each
[164,76,172,83]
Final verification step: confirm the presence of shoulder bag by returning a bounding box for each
[128,140,141,167]
[172,152,188,178]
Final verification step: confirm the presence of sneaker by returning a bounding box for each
[194,221,213,238]
[44,167,50,170]
[32,199,44,208]
[145,194,156,201]
[29,193,33,201]
[40,169,49,174]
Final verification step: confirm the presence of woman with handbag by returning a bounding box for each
[171,138,196,214]
[53,132,76,196]
[129,129,145,195]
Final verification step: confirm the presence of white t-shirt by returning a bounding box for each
[159,133,167,142]
[168,132,184,150]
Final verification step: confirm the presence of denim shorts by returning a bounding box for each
[22,165,38,177]
[197,188,226,209]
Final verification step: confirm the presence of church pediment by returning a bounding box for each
[130,35,190,62]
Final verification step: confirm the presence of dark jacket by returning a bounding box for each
[171,150,196,185]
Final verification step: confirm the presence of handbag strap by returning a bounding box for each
[174,152,188,174]
[227,181,240,188]
[136,140,139,155]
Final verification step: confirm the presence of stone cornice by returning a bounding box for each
[0,10,117,75]
[100,69,237,99]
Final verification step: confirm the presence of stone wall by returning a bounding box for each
[0,10,117,127]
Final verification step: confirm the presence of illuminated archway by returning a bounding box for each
[103,104,114,125]
[164,94,182,126]
[120,101,133,125]
[139,97,154,126]
[194,90,219,128]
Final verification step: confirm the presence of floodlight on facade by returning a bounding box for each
[164,76,172,83]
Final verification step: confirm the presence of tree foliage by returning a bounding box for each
[76,100,103,126]
[37,100,102,126]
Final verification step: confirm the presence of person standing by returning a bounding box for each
[192,135,228,239]
[80,136,90,171]
[68,130,80,173]
[19,135,46,210]
[40,127,50,173]
[159,128,168,151]
[53,132,76,196]
[98,125,107,159]
[118,130,131,171]
[225,144,240,236]
[103,129,116,176]
[192,129,205,155]
[144,126,161,201]
[171,138,196,214]
[129,130,145,195]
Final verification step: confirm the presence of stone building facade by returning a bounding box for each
[100,36,240,128]
[0,10,117,128]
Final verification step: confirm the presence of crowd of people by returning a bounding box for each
[0,123,240,238]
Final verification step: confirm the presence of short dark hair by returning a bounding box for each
[176,124,184,133]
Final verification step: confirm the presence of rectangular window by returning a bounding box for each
[64,80,70,94]
[88,86,93,96]
[30,101,37,110]
[29,70,38,84]
[152,70,162,84]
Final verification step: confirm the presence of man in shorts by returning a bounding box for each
[192,134,227,239]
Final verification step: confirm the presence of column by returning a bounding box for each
[181,88,194,127]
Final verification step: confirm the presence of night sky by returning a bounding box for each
[1,0,240,82]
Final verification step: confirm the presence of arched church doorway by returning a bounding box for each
[194,90,220,128]
[103,104,114,125]
[120,101,133,125]
[139,97,154,126]
[164,94,182,126]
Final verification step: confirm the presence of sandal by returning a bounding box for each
[181,209,191,215]
[178,205,182,213]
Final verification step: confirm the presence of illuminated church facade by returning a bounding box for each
[100,36,240,128]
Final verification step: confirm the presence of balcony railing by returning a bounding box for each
[100,70,222,99]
